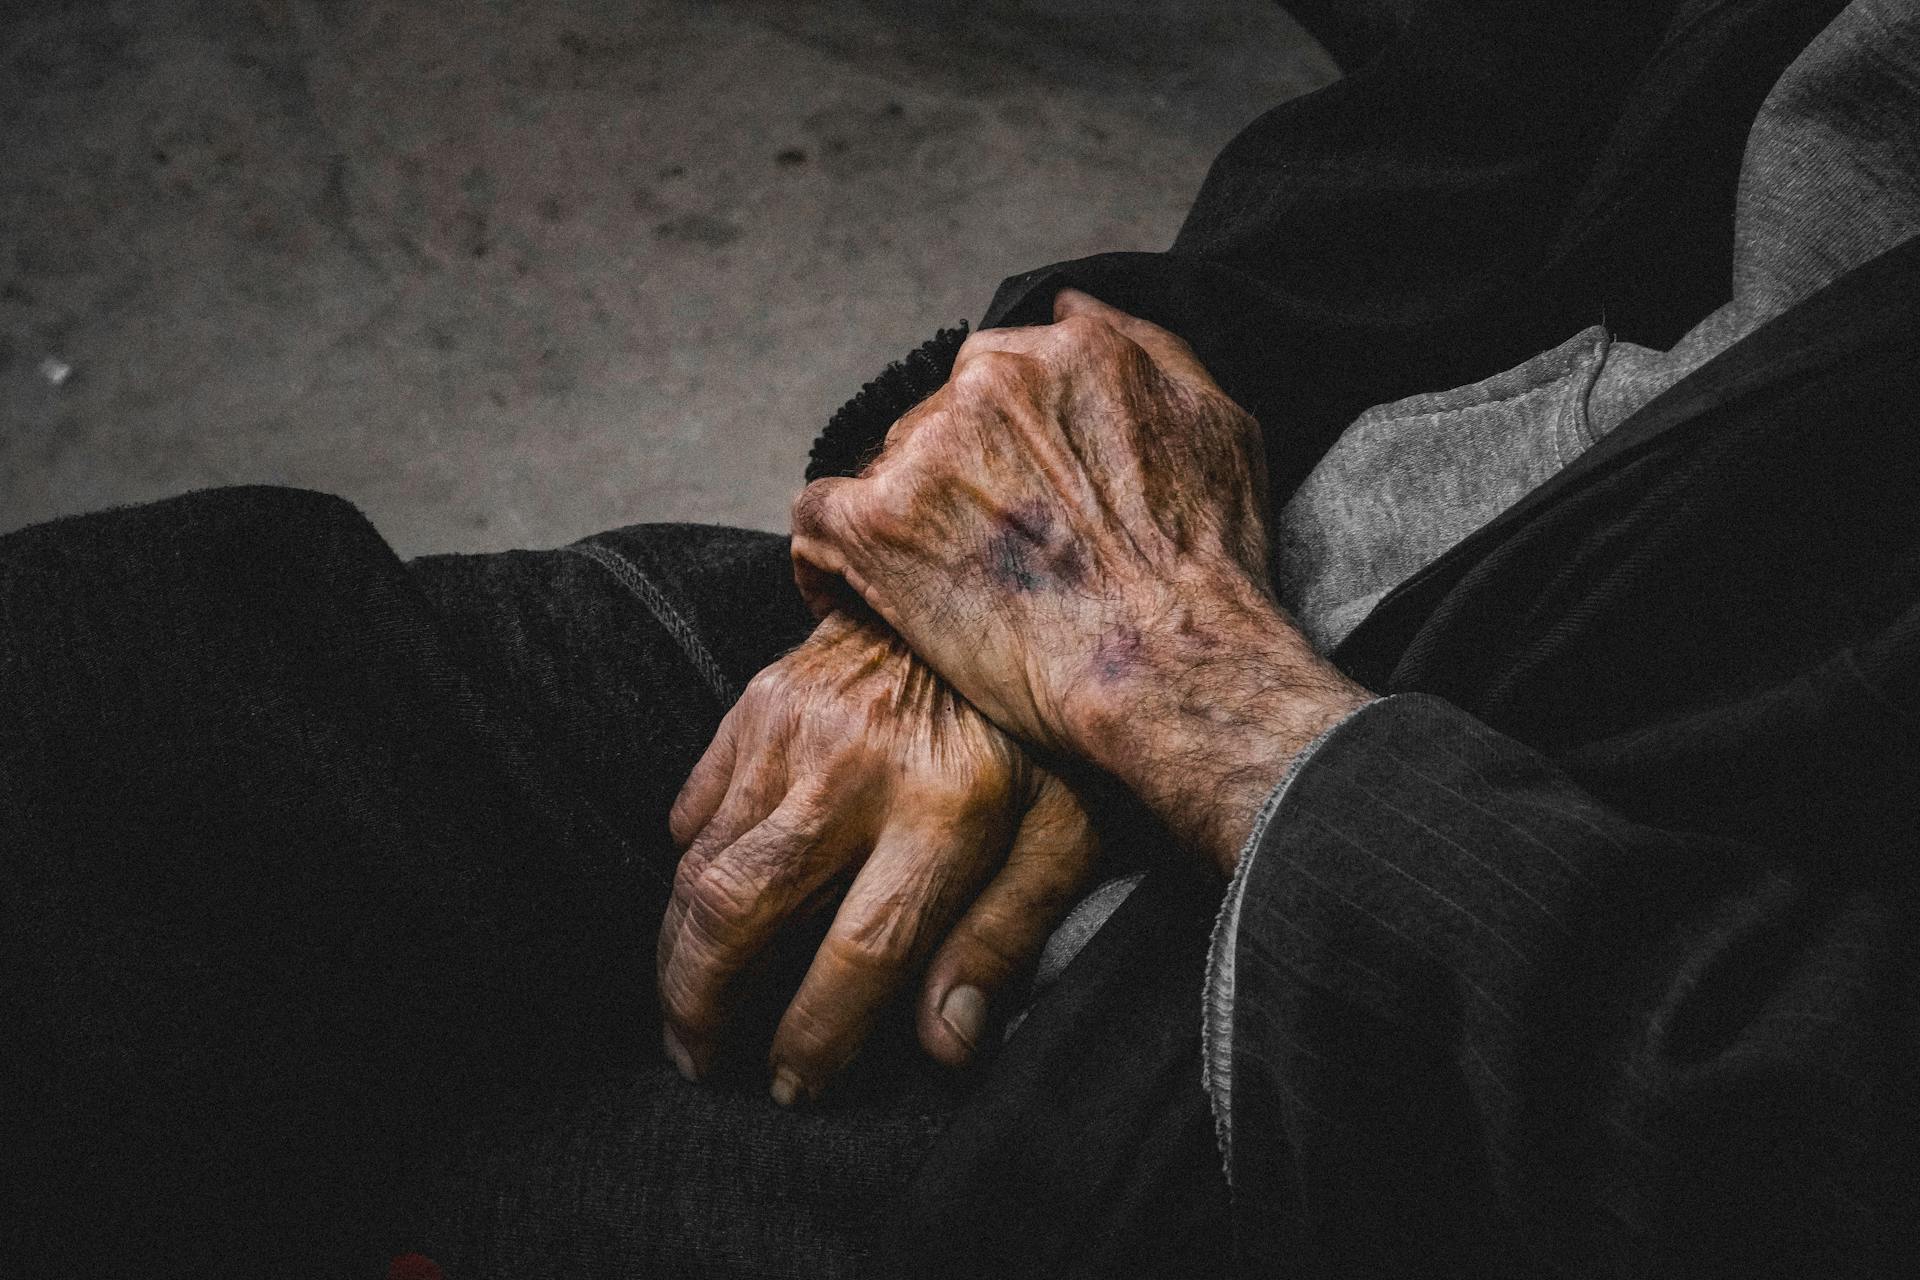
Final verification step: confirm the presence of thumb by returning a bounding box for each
[916,779,1098,1067]
[789,476,865,619]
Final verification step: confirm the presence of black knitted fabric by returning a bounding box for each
[804,323,969,482]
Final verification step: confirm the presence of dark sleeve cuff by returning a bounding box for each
[1200,694,1390,1172]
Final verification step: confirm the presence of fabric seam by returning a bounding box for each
[563,541,739,708]
[1200,696,1389,1183]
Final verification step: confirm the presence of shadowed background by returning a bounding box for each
[2,0,1334,554]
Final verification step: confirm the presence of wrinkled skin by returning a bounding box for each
[663,290,1368,1106]
[660,611,1098,1105]
[791,290,1371,870]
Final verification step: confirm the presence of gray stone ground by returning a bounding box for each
[1,0,1333,554]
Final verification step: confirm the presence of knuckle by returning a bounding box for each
[955,327,1031,364]
[743,662,793,706]
[1015,861,1082,917]
[888,389,940,438]
[1051,311,1107,347]
[1024,786,1096,848]
[677,856,762,952]
[916,770,1010,823]
[1164,327,1204,364]
[671,847,709,901]
[850,475,909,541]
[954,917,1031,975]
[772,781,835,841]
[790,479,844,538]
[953,328,996,364]
[1054,311,1127,364]
[830,910,917,976]
[951,348,1033,401]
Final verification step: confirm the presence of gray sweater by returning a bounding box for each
[1273,0,1920,651]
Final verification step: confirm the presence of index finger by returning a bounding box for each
[658,787,852,1076]
[765,809,1002,1104]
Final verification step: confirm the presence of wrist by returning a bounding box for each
[1068,577,1370,875]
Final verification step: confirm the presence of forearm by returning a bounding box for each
[1065,572,1372,876]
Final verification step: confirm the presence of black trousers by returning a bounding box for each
[0,487,970,1278]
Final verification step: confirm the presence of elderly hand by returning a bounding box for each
[658,611,1098,1105]
[790,290,1370,872]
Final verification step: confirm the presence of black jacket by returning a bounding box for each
[884,2,1920,1276]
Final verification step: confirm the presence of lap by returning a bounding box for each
[0,487,944,1277]
[2,486,1225,1279]
[409,518,963,1277]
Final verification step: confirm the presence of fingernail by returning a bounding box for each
[662,1024,698,1082]
[939,984,987,1053]
[770,1066,805,1108]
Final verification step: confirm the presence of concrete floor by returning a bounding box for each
[1,0,1334,554]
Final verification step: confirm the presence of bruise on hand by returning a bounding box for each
[981,501,1087,594]
[985,528,1042,592]
[1092,611,1220,684]
[1091,623,1144,682]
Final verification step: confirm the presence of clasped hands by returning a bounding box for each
[659,290,1370,1105]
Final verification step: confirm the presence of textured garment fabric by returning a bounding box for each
[1275,0,1920,651]
[811,0,1861,1013]
[1275,331,1611,650]
[804,2,1920,1276]
[1009,0,1920,1056]
[897,233,1920,1280]
[10,4,1920,1279]
[1199,712,1364,1162]
[1227,233,1920,1279]
[890,109,1920,1280]
[1206,0,1920,1135]
[1224,690,1920,1278]
[0,495,958,1279]
[810,0,1860,504]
